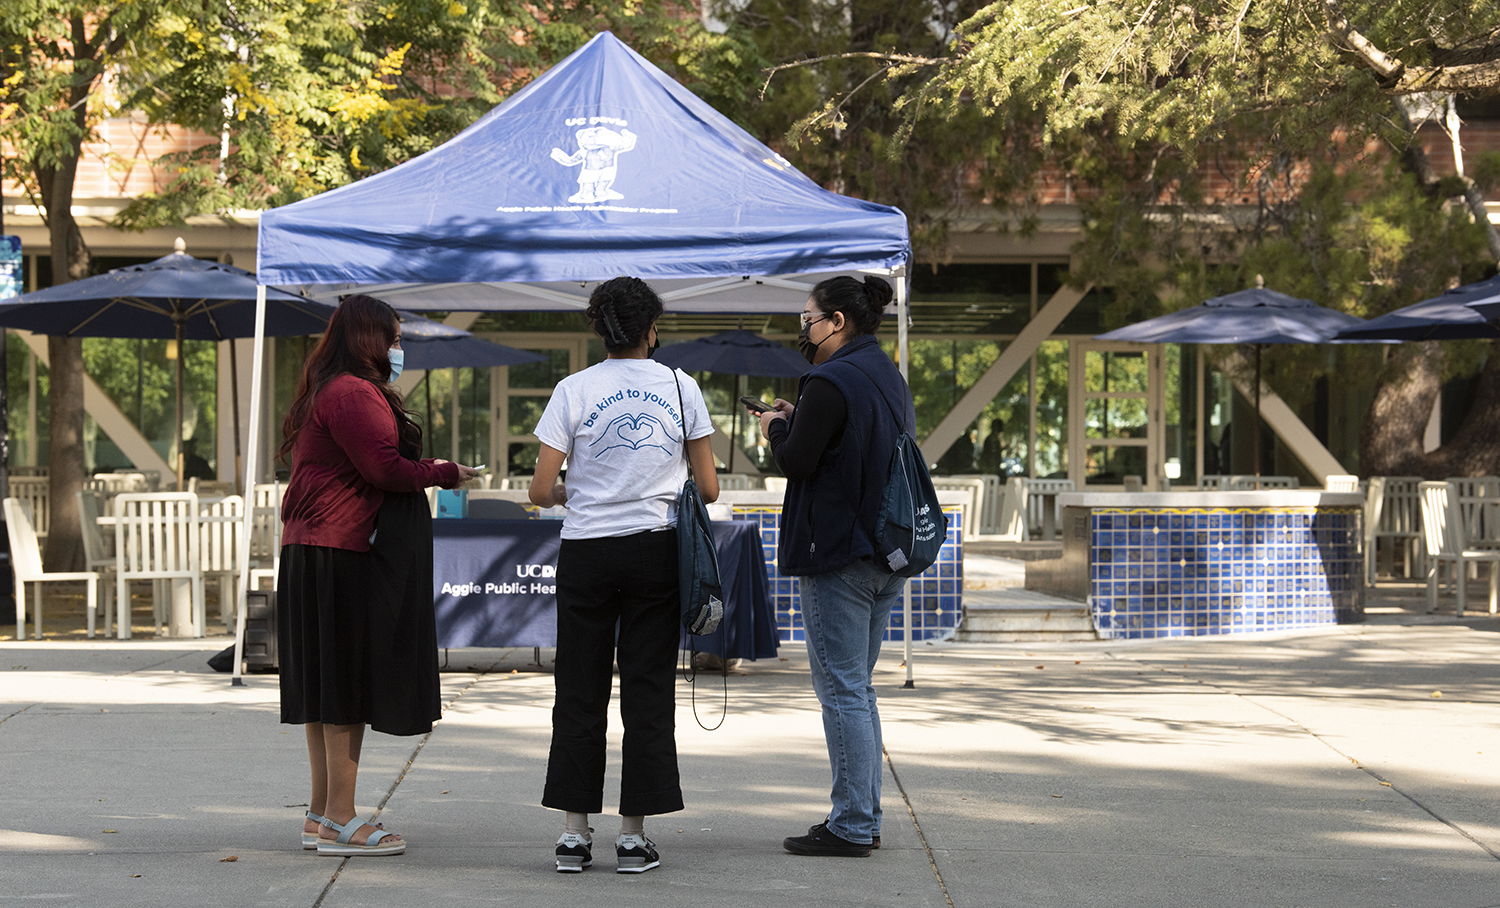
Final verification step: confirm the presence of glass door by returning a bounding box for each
[1069,342,1164,489]
[488,334,589,482]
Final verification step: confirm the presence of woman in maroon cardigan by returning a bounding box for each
[278,295,479,857]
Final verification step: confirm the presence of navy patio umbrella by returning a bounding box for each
[652,330,808,472]
[651,329,810,378]
[0,241,338,489]
[1095,277,1370,474]
[1337,274,1500,341]
[1455,275,1500,323]
[398,314,547,370]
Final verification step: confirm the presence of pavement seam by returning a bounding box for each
[884,746,956,908]
[0,702,35,727]
[1138,658,1500,865]
[310,667,499,908]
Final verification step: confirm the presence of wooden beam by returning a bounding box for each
[17,330,174,478]
[919,283,1090,465]
[1224,352,1347,483]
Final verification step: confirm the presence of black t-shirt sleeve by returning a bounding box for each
[767,377,847,480]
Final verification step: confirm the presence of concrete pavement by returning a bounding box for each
[3,598,1500,908]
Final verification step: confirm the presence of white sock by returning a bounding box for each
[620,815,644,837]
[565,812,590,837]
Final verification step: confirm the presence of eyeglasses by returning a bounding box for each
[800,313,830,329]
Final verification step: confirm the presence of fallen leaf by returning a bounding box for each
[441,790,450,795]
[103,829,117,834]
[220,856,238,863]
[1035,665,1044,670]
[1380,781,1392,787]
[1051,794,1062,798]
[128,874,141,879]
[1431,691,1442,698]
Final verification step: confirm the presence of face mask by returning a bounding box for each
[647,327,659,358]
[797,315,831,364]
[388,347,404,383]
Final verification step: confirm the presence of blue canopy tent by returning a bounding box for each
[239,31,912,681]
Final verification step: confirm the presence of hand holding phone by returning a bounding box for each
[740,395,775,414]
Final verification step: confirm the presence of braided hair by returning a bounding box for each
[586,276,665,352]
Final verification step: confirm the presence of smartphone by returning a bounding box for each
[471,464,486,472]
[739,395,775,414]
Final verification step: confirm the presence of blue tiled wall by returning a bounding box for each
[731,505,964,643]
[1089,507,1363,639]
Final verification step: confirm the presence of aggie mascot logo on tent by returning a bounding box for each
[550,116,638,203]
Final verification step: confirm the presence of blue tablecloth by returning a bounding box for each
[431,519,778,660]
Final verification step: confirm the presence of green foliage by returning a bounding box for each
[716,0,1039,258]
[108,0,762,226]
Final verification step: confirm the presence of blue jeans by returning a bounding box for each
[799,558,905,844]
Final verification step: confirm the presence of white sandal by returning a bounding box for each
[301,811,328,850]
[316,817,406,856]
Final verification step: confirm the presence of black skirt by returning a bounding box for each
[278,490,441,736]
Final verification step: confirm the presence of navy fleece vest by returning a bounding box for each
[777,335,916,576]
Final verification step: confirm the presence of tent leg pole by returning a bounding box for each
[176,323,186,491]
[230,339,242,495]
[1254,345,1262,478]
[231,285,267,687]
[902,579,914,689]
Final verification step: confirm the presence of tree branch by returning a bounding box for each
[1321,0,1404,81]
[760,51,942,100]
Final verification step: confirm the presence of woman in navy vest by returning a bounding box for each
[753,275,913,857]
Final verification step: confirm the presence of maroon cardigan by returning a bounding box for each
[281,374,460,552]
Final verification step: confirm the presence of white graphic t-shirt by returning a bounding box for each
[534,358,713,540]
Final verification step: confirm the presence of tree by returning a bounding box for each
[0,1,195,570]
[2,1,754,569]
[752,0,1500,476]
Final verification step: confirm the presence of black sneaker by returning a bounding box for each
[783,822,872,857]
[555,831,592,872]
[615,834,660,873]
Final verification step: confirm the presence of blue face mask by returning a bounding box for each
[388,347,404,383]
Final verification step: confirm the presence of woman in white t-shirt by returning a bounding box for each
[529,276,718,875]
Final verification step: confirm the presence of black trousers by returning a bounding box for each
[542,529,684,817]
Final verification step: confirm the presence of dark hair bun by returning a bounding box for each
[810,275,892,336]
[862,276,894,309]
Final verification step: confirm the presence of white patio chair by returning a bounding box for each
[9,476,50,541]
[762,476,788,492]
[188,477,236,498]
[1021,478,1074,540]
[249,483,283,591]
[1197,474,1227,490]
[716,473,757,491]
[200,495,245,624]
[76,490,117,634]
[1419,481,1500,617]
[113,492,204,639]
[4,497,98,640]
[944,474,1004,535]
[1324,475,1360,492]
[931,476,985,538]
[1365,476,1423,584]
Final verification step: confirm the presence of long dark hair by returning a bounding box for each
[278,294,421,464]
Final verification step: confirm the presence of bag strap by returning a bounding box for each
[669,365,692,470]
[829,357,913,436]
